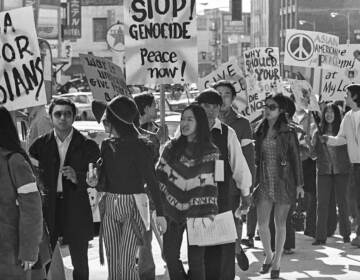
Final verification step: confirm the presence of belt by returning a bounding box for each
[353,163,360,167]
[56,193,64,199]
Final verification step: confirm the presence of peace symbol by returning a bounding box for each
[287,33,314,61]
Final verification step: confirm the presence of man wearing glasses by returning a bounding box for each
[29,98,100,280]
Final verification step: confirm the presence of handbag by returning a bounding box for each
[291,199,305,232]
[6,153,52,268]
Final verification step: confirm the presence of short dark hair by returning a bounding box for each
[49,98,76,117]
[213,80,236,98]
[134,93,155,116]
[196,88,223,105]
[346,84,360,108]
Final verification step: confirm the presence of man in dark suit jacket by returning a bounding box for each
[29,98,100,280]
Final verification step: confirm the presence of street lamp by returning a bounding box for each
[298,20,316,31]
[330,11,350,44]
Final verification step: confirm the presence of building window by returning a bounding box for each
[93,18,107,42]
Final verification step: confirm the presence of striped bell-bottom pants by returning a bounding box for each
[102,193,144,280]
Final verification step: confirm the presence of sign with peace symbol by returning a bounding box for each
[106,23,125,52]
[287,33,314,61]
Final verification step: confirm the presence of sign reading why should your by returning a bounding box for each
[124,0,198,84]
[0,7,46,111]
[80,54,129,102]
[244,47,282,121]
[284,29,340,69]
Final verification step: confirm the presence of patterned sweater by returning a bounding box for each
[156,141,220,222]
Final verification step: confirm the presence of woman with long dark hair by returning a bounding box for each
[0,106,43,279]
[87,95,166,280]
[311,103,351,245]
[156,104,220,280]
[253,94,304,279]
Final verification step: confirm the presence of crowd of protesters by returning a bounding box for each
[1,80,360,280]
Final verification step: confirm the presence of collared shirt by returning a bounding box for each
[54,129,74,192]
[211,118,252,196]
[327,110,360,163]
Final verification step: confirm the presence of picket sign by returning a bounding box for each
[284,29,340,70]
[0,7,46,111]
[321,44,360,102]
[80,53,129,102]
[198,60,248,117]
[124,0,198,84]
[243,47,282,121]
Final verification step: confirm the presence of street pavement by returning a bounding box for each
[61,229,360,279]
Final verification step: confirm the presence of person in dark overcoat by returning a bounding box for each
[29,98,100,280]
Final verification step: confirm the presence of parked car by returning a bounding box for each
[53,92,95,121]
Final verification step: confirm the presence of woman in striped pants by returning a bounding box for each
[87,96,167,280]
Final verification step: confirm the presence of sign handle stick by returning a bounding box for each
[160,84,166,144]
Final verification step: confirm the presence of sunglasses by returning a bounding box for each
[53,110,73,119]
[264,104,279,111]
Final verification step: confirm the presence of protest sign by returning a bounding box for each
[288,79,320,112]
[284,29,340,69]
[243,47,282,121]
[0,7,46,111]
[124,0,198,85]
[198,60,247,113]
[321,44,360,102]
[80,54,129,102]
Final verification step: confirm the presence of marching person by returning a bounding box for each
[213,80,255,266]
[321,84,360,247]
[29,98,100,280]
[0,106,43,279]
[157,103,220,280]
[253,94,304,279]
[196,89,252,280]
[310,103,351,245]
[87,95,166,280]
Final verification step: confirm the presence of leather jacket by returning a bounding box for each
[254,121,304,203]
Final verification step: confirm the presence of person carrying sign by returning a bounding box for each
[196,89,252,280]
[29,98,100,280]
[320,84,360,247]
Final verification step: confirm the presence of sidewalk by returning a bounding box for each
[61,231,360,279]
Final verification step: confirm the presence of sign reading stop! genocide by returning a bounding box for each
[124,0,198,85]
[284,29,340,70]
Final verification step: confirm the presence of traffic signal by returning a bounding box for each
[232,0,242,21]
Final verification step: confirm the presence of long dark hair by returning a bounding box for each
[320,103,342,135]
[256,94,289,138]
[0,106,31,164]
[169,103,214,162]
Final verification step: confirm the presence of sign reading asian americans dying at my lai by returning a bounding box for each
[284,29,340,69]
[0,7,46,111]
[321,44,360,102]
[124,0,198,84]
